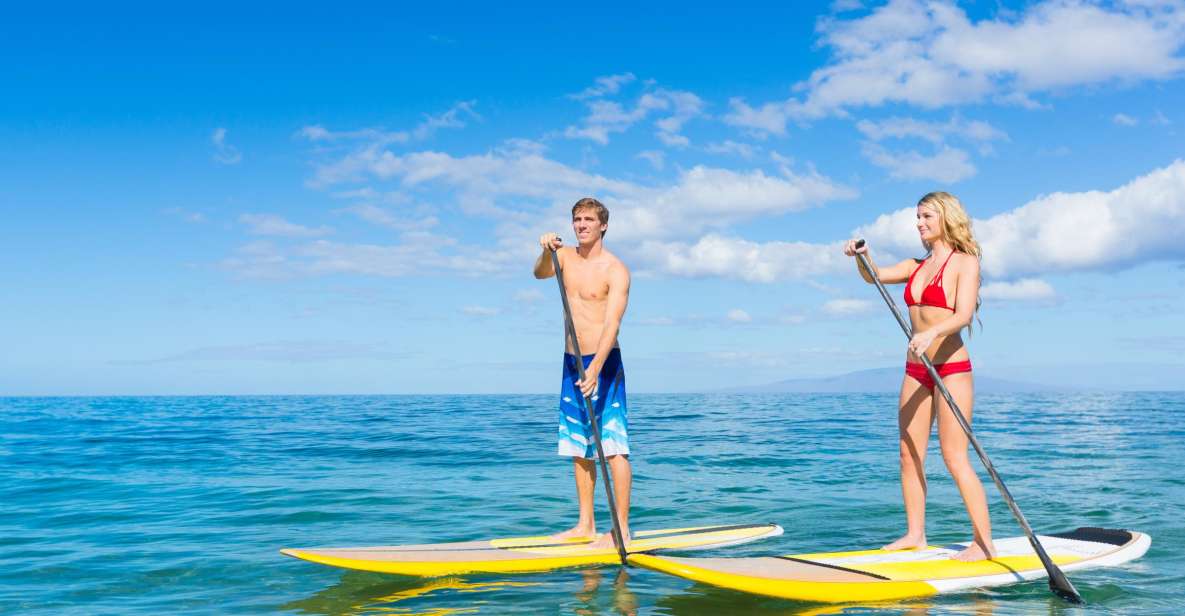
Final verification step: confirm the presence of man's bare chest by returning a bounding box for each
[564,262,611,302]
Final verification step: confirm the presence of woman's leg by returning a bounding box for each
[884,374,935,550]
[935,371,996,561]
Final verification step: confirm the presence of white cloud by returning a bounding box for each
[298,101,478,148]
[336,204,438,231]
[726,308,752,323]
[730,0,1185,131]
[853,159,1185,279]
[856,115,1007,144]
[211,128,242,165]
[822,298,875,316]
[412,100,480,140]
[299,125,409,145]
[570,73,637,100]
[977,159,1185,277]
[1113,113,1139,126]
[705,140,759,159]
[861,142,977,183]
[514,288,545,304]
[565,88,705,147]
[638,234,849,282]
[462,305,500,317]
[310,146,854,243]
[981,278,1057,301]
[636,150,665,170]
[723,98,793,135]
[240,214,332,238]
[124,340,401,364]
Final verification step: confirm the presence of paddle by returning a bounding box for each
[548,245,629,566]
[852,239,1084,604]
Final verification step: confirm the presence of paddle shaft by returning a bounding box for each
[853,240,1083,604]
[549,247,629,566]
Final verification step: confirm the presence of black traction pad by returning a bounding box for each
[1048,527,1133,546]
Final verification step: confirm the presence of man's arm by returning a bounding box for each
[578,263,630,397]
[534,233,562,279]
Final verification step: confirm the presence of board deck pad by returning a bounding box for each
[628,527,1150,603]
[282,522,783,577]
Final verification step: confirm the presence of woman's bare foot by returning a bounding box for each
[550,526,597,542]
[882,533,927,551]
[589,531,630,550]
[952,539,997,562]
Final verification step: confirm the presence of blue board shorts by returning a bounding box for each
[558,348,629,459]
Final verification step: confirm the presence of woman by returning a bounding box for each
[843,191,996,562]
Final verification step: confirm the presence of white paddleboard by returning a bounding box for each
[283,522,783,576]
[629,527,1150,603]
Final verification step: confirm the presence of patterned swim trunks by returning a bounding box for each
[557,348,629,459]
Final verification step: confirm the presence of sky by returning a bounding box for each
[3,1,1184,395]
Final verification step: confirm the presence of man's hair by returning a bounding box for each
[572,197,609,238]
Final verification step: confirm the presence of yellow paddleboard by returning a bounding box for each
[629,527,1150,603]
[282,522,782,577]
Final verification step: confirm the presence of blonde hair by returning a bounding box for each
[917,191,982,329]
[917,191,980,257]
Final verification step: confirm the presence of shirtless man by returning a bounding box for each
[533,197,632,550]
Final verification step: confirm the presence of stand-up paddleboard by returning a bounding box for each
[282,522,782,577]
[629,527,1149,603]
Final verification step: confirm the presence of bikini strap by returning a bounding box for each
[932,251,956,287]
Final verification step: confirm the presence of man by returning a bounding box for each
[534,197,632,550]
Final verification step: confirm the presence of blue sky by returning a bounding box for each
[4,1,1184,395]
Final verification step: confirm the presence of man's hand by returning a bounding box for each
[577,364,601,399]
[539,233,562,252]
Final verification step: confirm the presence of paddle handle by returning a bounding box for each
[852,239,1083,604]
[549,248,629,566]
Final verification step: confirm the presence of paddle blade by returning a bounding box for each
[1048,566,1084,604]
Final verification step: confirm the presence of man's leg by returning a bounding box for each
[589,454,631,548]
[551,456,597,540]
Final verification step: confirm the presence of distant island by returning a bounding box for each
[716,367,1056,394]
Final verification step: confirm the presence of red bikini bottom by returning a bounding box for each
[905,359,972,390]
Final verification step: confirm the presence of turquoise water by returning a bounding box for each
[1,393,1181,615]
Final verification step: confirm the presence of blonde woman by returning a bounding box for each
[843,192,996,562]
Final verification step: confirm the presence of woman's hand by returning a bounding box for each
[908,329,939,356]
[843,239,868,257]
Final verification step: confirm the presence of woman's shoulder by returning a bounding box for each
[951,251,980,272]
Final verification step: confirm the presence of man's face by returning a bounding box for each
[572,208,607,243]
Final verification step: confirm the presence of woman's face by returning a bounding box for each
[916,204,943,245]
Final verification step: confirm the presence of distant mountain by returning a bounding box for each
[719,367,1056,394]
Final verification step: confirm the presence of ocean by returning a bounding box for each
[1,392,1181,614]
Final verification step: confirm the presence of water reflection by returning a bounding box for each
[281,572,537,615]
[574,567,638,616]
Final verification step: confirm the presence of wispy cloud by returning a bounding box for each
[211,127,242,164]
[1113,113,1139,127]
[861,142,976,183]
[240,214,332,238]
[726,308,753,323]
[118,340,403,364]
[822,298,874,316]
[570,73,637,100]
[981,278,1057,302]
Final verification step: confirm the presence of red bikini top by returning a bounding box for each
[904,252,956,311]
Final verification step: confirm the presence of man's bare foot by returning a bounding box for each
[882,533,927,551]
[589,531,630,550]
[550,526,597,542]
[952,540,997,562]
